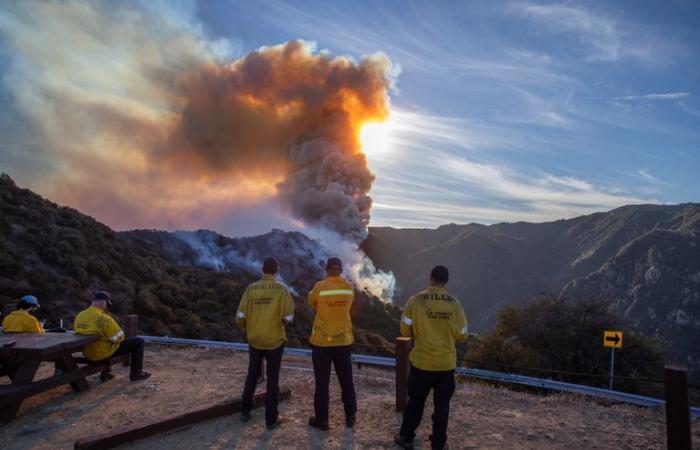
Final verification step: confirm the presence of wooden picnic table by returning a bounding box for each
[0,332,100,422]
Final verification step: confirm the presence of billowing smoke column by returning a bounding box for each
[0,1,396,300]
[164,41,393,242]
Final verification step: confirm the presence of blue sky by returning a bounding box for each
[196,0,700,226]
[1,0,698,232]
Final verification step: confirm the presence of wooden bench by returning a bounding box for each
[0,333,101,422]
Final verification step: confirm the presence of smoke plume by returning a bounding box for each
[0,1,397,299]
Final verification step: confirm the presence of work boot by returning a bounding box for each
[428,434,449,450]
[100,371,115,382]
[345,413,356,428]
[393,433,414,450]
[241,412,252,423]
[130,371,151,382]
[308,416,329,431]
[266,417,282,429]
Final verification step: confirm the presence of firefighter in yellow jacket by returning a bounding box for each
[74,291,151,382]
[307,257,357,431]
[394,265,468,450]
[236,257,294,429]
[2,295,44,333]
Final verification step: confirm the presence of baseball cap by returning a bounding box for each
[93,291,112,304]
[20,295,40,307]
[326,257,343,271]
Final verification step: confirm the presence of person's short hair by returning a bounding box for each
[430,265,449,284]
[262,257,279,274]
[326,257,343,271]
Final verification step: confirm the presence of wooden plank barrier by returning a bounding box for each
[664,365,692,450]
[395,337,413,412]
[74,387,291,450]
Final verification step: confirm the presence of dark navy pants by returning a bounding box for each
[399,365,456,450]
[241,344,284,425]
[311,344,357,424]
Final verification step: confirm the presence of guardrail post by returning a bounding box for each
[395,337,413,412]
[123,315,138,367]
[664,365,692,450]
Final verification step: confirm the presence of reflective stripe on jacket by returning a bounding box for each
[236,275,295,350]
[400,287,468,371]
[308,276,354,347]
[1,310,44,333]
[74,306,125,361]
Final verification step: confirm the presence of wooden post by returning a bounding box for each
[395,337,413,412]
[664,365,692,450]
[122,315,138,367]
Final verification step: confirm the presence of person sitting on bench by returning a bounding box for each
[74,291,151,382]
[2,295,44,333]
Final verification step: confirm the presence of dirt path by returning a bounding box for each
[1,346,698,449]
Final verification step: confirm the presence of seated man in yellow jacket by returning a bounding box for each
[236,257,294,429]
[307,257,357,431]
[394,265,468,450]
[74,291,151,382]
[2,295,44,333]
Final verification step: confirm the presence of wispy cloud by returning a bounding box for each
[636,168,672,187]
[368,108,651,228]
[613,92,690,101]
[509,2,684,64]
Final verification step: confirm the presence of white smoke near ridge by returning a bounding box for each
[173,230,301,296]
[170,229,394,301]
[303,227,396,301]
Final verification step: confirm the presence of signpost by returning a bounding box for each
[603,330,623,390]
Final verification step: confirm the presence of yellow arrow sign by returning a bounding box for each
[603,330,623,349]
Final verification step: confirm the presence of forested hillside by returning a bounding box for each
[0,174,399,350]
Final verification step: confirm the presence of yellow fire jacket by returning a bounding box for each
[308,275,355,347]
[236,275,295,350]
[74,306,125,361]
[400,286,468,371]
[1,310,44,333]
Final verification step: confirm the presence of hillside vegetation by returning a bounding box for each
[0,174,399,350]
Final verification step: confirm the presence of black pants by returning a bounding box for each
[399,365,456,450]
[102,337,144,378]
[241,344,284,425]
[311,344,357,424]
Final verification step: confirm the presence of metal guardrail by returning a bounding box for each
[140,335,700,417]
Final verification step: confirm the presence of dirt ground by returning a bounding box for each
[1,346,698,449]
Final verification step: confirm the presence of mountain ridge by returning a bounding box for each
[362,202,700,378]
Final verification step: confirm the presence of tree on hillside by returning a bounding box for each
[466,296,665,394]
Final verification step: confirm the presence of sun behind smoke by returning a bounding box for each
[359,119,393,156]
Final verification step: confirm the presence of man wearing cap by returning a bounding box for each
[394,265,468,450]
[74,291,151,382]
[307,257,357,431]
[236,257,295,429]
[1,295,44,333]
